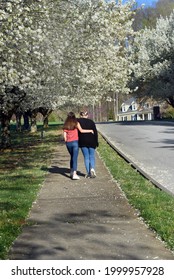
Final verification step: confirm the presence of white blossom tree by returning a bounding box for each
[0,0,136,147]
[0,0,51,146]
[54,0,135,107]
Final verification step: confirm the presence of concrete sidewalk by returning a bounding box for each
[10,142,174,260]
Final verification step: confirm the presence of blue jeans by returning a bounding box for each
[66,140,79,171]
[81,147,95,174]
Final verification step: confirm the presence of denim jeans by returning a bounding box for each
[66,140,79,171]
[81,147,95,174]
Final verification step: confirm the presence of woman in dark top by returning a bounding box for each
[78,111,98,178]
[63,111,93,180]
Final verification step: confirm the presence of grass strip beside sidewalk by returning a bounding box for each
[0,125,60,259]
[97,134,174,253]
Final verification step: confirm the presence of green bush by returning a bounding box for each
[162,106,174,119]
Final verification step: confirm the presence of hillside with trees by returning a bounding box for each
[130,0,174,110]
[133,0,174,30]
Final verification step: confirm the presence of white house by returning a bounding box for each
[117,97,157,121]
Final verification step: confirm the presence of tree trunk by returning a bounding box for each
[0,113,12,148]
[23,111,31,130]
[98,101,102,122]
[39,107,52,128]
[43,116,49,128]
[15,112,22,132]
[30,110,38,133]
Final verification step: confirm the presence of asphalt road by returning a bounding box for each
[97,121,174,196]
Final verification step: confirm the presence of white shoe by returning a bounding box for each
[72,174,80,180]
[90,168,96,178]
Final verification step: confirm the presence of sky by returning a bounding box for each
[135,0,158,7]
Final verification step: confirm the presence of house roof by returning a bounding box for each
[122,97,136,106]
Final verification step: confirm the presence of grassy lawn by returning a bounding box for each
[0,123,61,259]
[97,134,174,252]
[0,124,174,259]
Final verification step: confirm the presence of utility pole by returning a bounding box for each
[113,92,119,121]
[116,91,119,121]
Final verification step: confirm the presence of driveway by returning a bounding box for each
[97,121,174,196]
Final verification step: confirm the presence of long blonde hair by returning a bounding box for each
[63,112,78,130]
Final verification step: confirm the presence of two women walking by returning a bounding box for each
[63,111,98,180]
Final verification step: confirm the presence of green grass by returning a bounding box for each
[97,134,174,252]
[0,123,61,259]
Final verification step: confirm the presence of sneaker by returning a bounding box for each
[85,174,91,178]
[90,168,96,178]
[72,174,80,180]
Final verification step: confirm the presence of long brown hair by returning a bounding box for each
[63,112,78,130]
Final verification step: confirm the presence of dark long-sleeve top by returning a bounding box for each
[77,118,98,149]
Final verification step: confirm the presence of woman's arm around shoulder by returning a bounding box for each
[77,122,94,134]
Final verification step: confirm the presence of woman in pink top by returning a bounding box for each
[63,112,93,180]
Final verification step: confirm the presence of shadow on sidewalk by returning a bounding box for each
[48,165,86,179]
[48,165,70,178]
